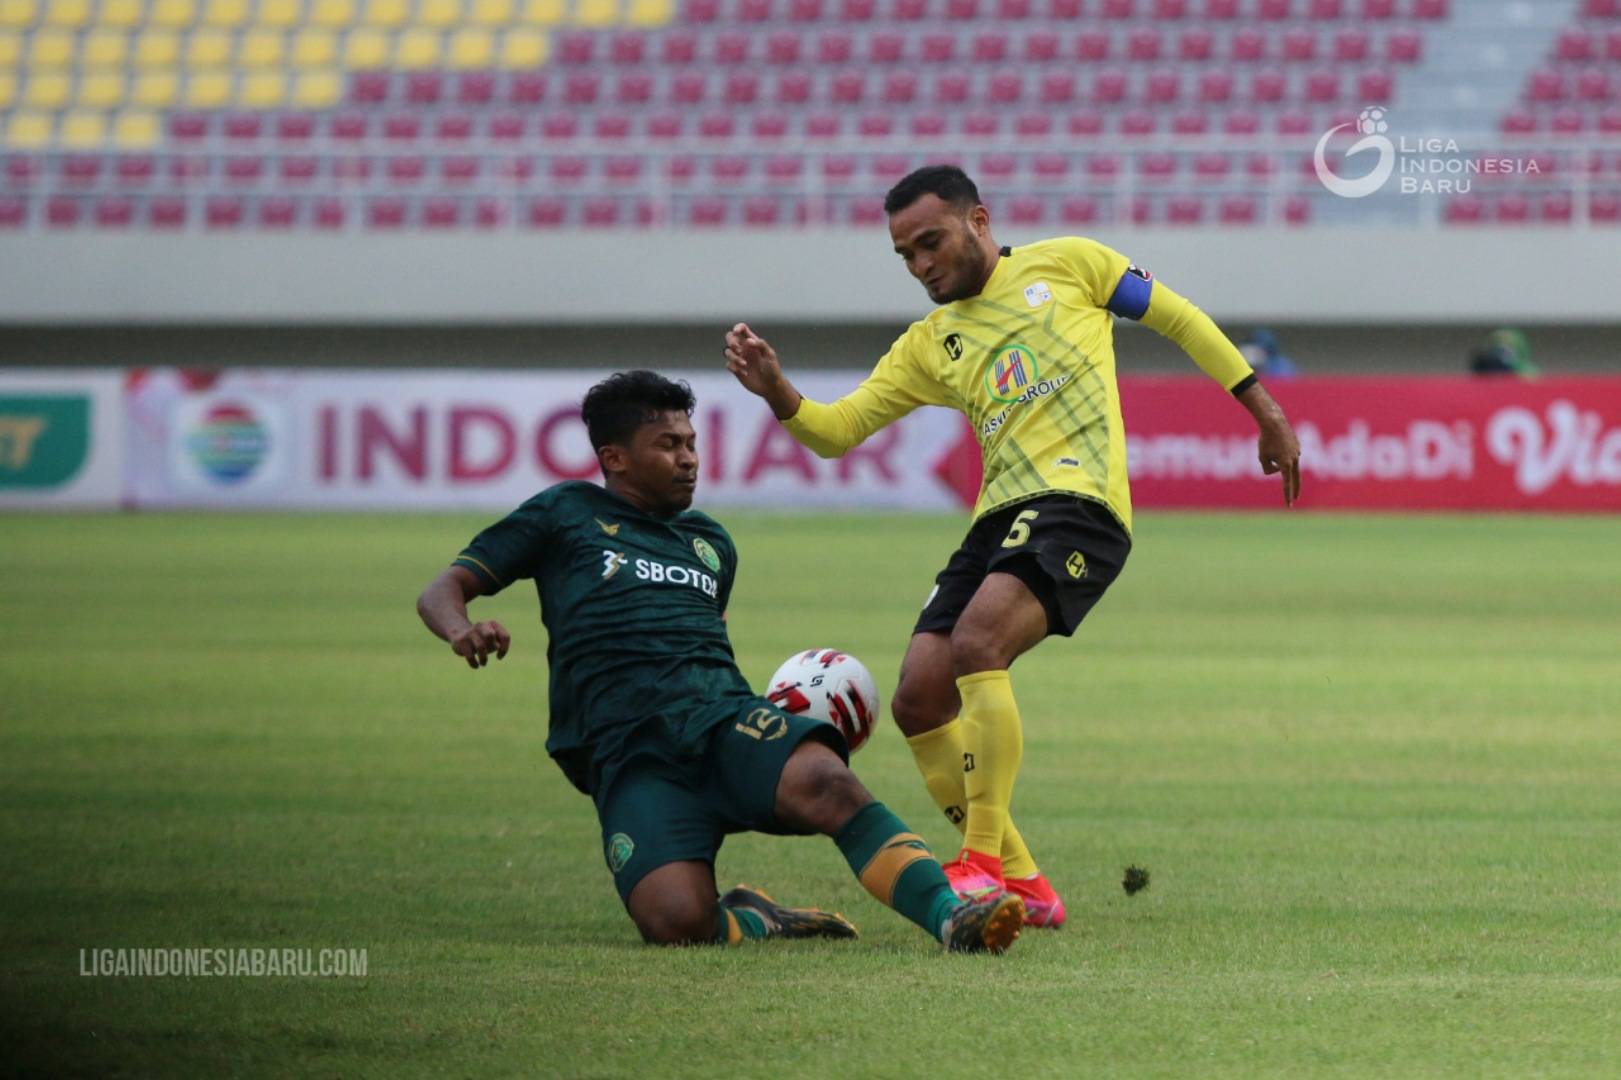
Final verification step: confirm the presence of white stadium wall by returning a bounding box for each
[3,227,1621,326]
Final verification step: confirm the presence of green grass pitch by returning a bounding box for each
[2,509,1619,1078]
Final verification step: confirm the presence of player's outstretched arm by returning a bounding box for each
[417,566,510,669]
[1236,382,1302,507]
[724,322,803,422]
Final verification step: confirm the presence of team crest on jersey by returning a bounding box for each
[607,833,635,874]
[942,333,964,361]
[1126,264,1153,282]
[986,345,1039,403]
[1066,551,1088,579]
[1023,281,1053,308]
[693,538,721,571]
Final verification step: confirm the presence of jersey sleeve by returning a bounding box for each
[1068,236,1256,396]
[453,493,558,594]
[781,323,954,458]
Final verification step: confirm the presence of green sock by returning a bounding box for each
[712,904,769,944]
[834,801,961,943]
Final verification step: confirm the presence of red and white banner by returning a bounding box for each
[122,368,967,511]
[1114,376,1621,511]
[119,370,1621,512]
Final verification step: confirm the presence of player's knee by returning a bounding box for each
[779,744,871,833]
[633,893,717,946]
[890,682,953,735]
[949,621,1009,676]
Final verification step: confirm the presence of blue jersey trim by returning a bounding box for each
[1105,270,1153,320]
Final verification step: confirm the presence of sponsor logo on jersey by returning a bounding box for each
[601,550,628,579]
[595,518,621,536]
[607,833,635,874]
[1023,281,1053,308]
[693,537,721,571]
[942,333,964,361]
[633,557,719,598]
[986,345,1039,403]
[980,373,1073,439]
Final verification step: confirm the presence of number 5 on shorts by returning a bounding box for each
[1001,509,1039,548]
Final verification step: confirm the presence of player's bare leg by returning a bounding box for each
[626,860,725,945]
[893,575,1067,925]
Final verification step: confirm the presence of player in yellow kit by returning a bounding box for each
[724,165,1301,928]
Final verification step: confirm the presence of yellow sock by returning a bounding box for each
[956,670,1024,863]
[904,719,1039,878]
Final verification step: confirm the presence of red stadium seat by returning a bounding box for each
[206,196,247,229]
[170,114,210,141]
[1006,196,1045,225]
[1031,152,1069,180]
[0,196,27,227]
[1039,72,1076,103]
[1068,111,1106,136]
[1333,28,1369,63]
[1576,70,1612,104]
[351,72,390,104]
[683,0,720,19]
[1101,0,1133,16]
[170,156,211,184]
[738,0,772,18]
[1075,32,1110,62]
[1167,197,1203,224]
[1085,153,1121,180]
[840,0,876,17]
[1358,69,1394,102]
[946,0,978,17]
[1556,29,1595,64]
[1306,68,1341,102]
[1092,70,1129,103]
[660,31,699,63]
[115,156,156,186]
[1283,195,1312,224]
[549,155,588,183]
[714,33,751,63]
[541,114,579,139]
[1024,30,1060,61]
[224,155,265,184]
[582,198,620,228]
[831,71,867,103]
[1527,68,1566,103]
[1444,194,1484,224]
[891,0,928,17]
[1203,0,1238,16]
[1361,0,1394,14]
[751,113,789,138]
[279,156,319,184]
[1218,195,1258,224]
[910,111,948,135]
[765,155,804,183]
[724,73,760,105]
[1145,71,1181,103]
[688,197,729,227]
[615,74,653,104]
[555,33,594,64]
[610,32,646,63]
[1231,29,1267,62]
[670,73,707,104]
[405,72,442,104]
[742,197,782,227]
[1590,192,1621,223]
[476,198,506,228]
[509,72,545,104]
[858,112,895,136]
[61,155,102,186]
[312,199,345,229]
[1256,0,1289,18]
[775,73,813,103]
[1494,194,1531,224]
[1047,0,1081,16]
[1282,27,1318,62]
[150,198,187,229]
[766,33,802,63]
[1410,0,1445,18]
[441,156,479,184]
[988,71,1025,104]
[487,113,525,140]
[867,31,905,62]
[1120,110,1157,136]
[698,113,736,138]
[1501,108,1537,135]
[1179,28,1214,60]
[93,197,133,228]
[1385,29,1422,64]
[974,30,1011,63]
[816,31,854,62]
[1582,0,1618,14]
[435,113,473,141]
[1139,152,1177,181]
[1276,110,1313,135]
[275,114,315,141]
[1308,0,1341,16]
[1171,110,1210,134]
[1154,0,1187,15]
[935,72,972,102]
[1224,109,1262,134]
[997,0,1031,15]
[805,113,842,137]
[1550,109,1586,136]
[1015,111,1054,136]
[871,153,911,182]
[454,73,493,105]
[224,114,263,140]
[603,155,642,182]
[526,198,566,227]
[1199,70,1234,102]
[979,152,1018,182]
[963,112,1000,136]
[1060,196,1098,224]
[383,114,422,141]
[423,198,460,228]
[258,198,296,228]
[1540,192,1574,224]
[1193,152,1231,179]
[1128,28,1163,61]
[1251,69,1287,103]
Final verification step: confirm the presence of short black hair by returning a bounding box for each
[884,164,983,216]
[580,370,696,451]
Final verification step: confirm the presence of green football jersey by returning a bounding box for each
[454,481,752,794]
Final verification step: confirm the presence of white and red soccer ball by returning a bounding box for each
[766,649,881,754]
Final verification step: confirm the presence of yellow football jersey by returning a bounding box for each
[783,236,1254,535]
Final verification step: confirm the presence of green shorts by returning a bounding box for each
[593,698,846,906]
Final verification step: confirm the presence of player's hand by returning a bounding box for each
[724,322,781,397]
[449,621,510,669]
[1258,421,1301,507]
[725,322,803,421]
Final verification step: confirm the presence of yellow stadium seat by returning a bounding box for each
[97,0,143,27]
[25,72,71,107]
[149,0,195,25]
[78,71,124,106]
[61,110,106,145]
[468,0,508,23]
[131,70,177,105]
[81,28,128,67]
[186,27,230,65]
[184,70,231,106]
[113,110,159,146]
[307,0,350,24]
[0,74,14,108]
[343,26,385,64]
[518,0,558,22]
[572,0,614,25]
[291,26,333,64]
[239,27,282,64]
[8,111,54,146]
[446,26,491,67]
[394,26,437,66]
[292,68,337,106]
[45,0,92,26]
[134,27,178,65]
[0,31,18,65]
[202,0,247,23]
[361,0,403,23]
[256,0,298,25]
[624,0,669,24]
[239,69,283,105]
[0,0,37,27]
[499,25,543,65]
[29,28,76,67]
[418,0,456,25]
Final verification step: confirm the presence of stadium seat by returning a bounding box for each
[1075,31,1110,61]
[1146,71,1181,103]
[1171,110,1210,134]
[1059,195,1098,224]
[1385,29,1422,63]
[1282,28,1318,63]
[1167,196,1203,224]
[1024,30,1060,62]
[1591,192,1621,223]
[1039,71,1076,103]
[1128,28,1163,61]
[150,197,187,228]
[1231,29,1266,62]
[1179,28,1214,61]
[910,111,947,135]
[766,32,802,63]
[1014,111,1053,136]
[206,196,246,228]
[0,197,27,228]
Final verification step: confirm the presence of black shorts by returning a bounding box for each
[914,494,1131,639]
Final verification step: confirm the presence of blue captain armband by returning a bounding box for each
[1104,264,1155,320]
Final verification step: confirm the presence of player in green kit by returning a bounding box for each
[416,370,1025,952]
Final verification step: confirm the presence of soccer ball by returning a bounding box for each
[766,649,881,754]
[1357,105,1389,135]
